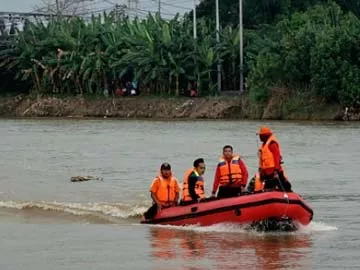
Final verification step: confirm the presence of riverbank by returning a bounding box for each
[0,92,356,120]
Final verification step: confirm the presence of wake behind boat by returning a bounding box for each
[140,190,313,231]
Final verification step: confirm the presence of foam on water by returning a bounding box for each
[297,221,338,232]
[149,223,249,233]
[147,220,338,235]
[0,200,147,219]
[0,200,338,234]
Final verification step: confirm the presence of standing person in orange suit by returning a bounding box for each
[257,126,292,192]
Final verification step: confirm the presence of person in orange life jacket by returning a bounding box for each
[247,172,264,193]
[143,162,180,220]
[257,126,292,192]
[180,158,206,206]
[211,145,249,199]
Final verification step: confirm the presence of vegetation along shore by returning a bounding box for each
[0,1,359,120]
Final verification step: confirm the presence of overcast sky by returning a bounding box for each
[1,0,38,11]
[1,0,195,19]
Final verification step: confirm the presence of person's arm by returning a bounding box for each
[150,178,161,207]
[268,142,281,171]
[188,174,199,201]
[174,180,180,205]
[151,192,160,205]
[212,166,220,196]
[239,159,248,187]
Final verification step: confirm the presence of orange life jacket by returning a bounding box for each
[182,168,205,202]
[258,135,283,170]
[254,172,264,192]
[217,154,243,186]
[153,175,178,206]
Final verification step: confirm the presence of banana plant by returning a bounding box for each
[0,12,243,96]
[218,26,240,90]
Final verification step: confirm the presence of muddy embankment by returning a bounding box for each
[0,92,357,120]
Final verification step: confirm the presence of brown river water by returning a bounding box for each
[0,119,359,270]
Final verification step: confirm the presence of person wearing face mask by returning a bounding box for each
[211,145,249,199]
[143,162,180,220]
[257,126,292,192]
[180,158,207,205]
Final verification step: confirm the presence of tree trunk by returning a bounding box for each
[33,69,41,96]
[103,73,109,97]
[232,57,236,90]
[77,76,83,96]
[168,73,172,95]
[208,71,211,95]
[197,72,201,95]
[175,74,179,96]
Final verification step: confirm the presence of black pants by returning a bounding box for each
[143,203,177,220]
[217,186,242,199]
[263,171,292,192]
[143,203,158,220]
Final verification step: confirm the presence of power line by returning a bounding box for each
[72,0,107,13]
[1,0,184,22]
[162,0,195,4]
[126,6,176,17]
[0,11,73,18]
[161,2,191,11]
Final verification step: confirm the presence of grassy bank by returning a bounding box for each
[0,91,352,121]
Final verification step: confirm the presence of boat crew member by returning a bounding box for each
[257,126,292,192]
[211,145,249,199]
[247,172,265,193]
[180,158,206,205]
[143,162,180,219]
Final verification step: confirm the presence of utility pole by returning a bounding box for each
[128,0,131,18]
[135,0,138,18]
[55,0,60,16]
[215,0,221,93]
[158,0,161,17]
[193,0,197,39]
[239,0,244,94]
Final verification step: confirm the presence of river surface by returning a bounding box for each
[0,118,359,270]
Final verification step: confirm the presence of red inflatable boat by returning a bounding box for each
[140,191,313,230]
